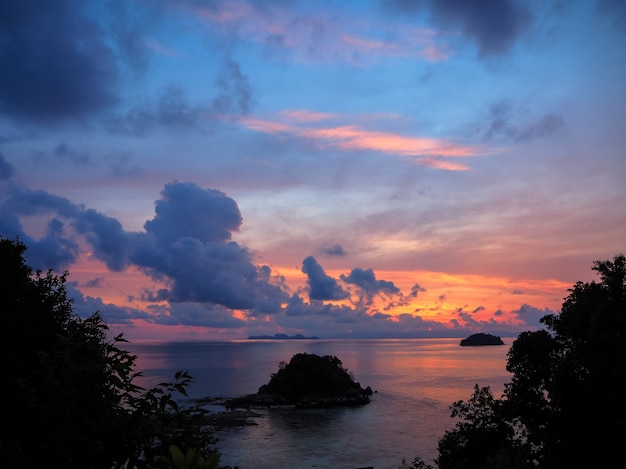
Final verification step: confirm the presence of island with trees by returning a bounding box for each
[225,352,373,409]
[459,333,504,346]
[247,333,319,340]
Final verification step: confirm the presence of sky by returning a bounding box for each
[1,0,625,340]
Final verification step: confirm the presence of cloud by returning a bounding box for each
[67,282,146,324]
[410,283,426,297]
[516,114,565,142]
[0,153,15,180]
[108,60,254,134]
[341,267,401,306]
[597,0,626,32]
[145,182,242,245]
[107,0,152,77]
[285,293,355,317]
[212,60,255,115]
[320,244,347,257]
[0,0,118,122]
[156,302,247,328]
[480,100,565,142]
[385,0,531,57]
[186,0,450,65]
[0,160,566,338]
[302,256,349,301]
[512,303,556,328]
[0,174,288,316]
[242,112,494,170]
[53,144,91,166]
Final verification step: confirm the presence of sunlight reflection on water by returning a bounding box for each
[126,338,512,468]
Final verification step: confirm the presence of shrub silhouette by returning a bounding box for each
[436,254,626,469]
[0,237,218,469]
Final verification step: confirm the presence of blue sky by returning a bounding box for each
[1,0,625,339]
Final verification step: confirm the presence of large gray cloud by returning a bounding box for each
[0,173,288,318]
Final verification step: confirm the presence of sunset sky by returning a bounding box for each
[1,0,624,340]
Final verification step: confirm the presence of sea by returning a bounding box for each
[125,338,513,469]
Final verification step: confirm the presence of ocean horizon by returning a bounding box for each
[126,338,514,468]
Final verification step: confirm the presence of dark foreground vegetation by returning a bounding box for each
[408,253,626,469]
[225,352,372,409]
[0,238,220,469]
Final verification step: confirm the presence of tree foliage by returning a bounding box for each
[0,238,219,469]
[436,254,626,468]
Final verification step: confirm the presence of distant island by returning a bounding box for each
[460,333,504,346]
[248,333,319,340]
[225,353,372,409]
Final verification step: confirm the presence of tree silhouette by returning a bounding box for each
[0,238,218,469]
[436,254,626,469]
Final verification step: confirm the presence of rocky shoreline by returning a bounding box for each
[224,385,373,410]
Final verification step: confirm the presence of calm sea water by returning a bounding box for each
[126,338,513,469]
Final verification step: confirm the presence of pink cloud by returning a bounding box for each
[242,113,492,170]
[181,0,451,64]
[280,109,337,123]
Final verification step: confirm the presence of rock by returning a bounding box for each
[460,333,504,346]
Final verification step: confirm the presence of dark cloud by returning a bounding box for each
[71,208,136,271]
[320,244,347,257]
[341,267,401,306]
[597,0,626,32]
[107,85,205,135]
[212,60,254,115]
[0,0,118,122]
[53,144,91,165]
[0,153,15,180]
[302,256,349,301]
[456,307,480,327]
[108,60,254,135]
[145,182,242,245]
[410,283,426,297]
[0,173,288,317]
[25,218,80,271]
[285,293,355,317]
[512,303,556,328]
[66,282,146,323]
[517,114,565,142]
[107,0,151,77]
[83,277,105,288]
[158,302,246,328]
[480,100,565,142]
[385,0,531,57]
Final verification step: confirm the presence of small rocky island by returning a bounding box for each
[225,353,373,409]
[460,333,504,346]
